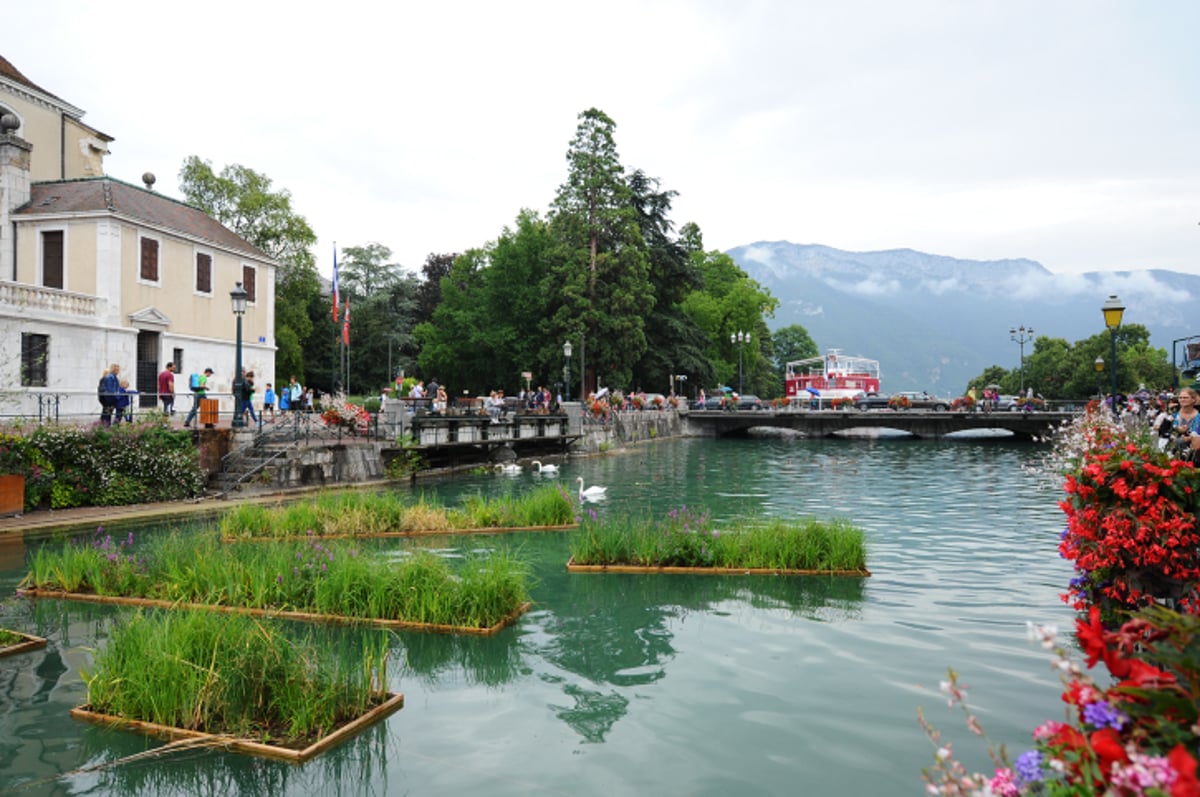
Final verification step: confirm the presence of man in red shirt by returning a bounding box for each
[158,362,176,416]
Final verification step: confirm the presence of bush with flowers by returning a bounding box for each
[953,395,977,412]
[831,397,854,410]
[320,393,370,434]
[890,394,912,410]
[919,408,1200,796]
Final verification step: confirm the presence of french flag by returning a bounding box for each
[332,245,340,323]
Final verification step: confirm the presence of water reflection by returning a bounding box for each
[72,721,395,797]
[399,628,523,688]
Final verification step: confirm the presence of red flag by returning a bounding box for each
[342,295,350,345]
[331,245,340,323]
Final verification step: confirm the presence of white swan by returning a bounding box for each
[495,463,523,474]
[531,460,559,474]
[576,476,607,501]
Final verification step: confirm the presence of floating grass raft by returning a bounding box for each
[219,485,576,540]
[23,530,532,635]
[567,507,870,576]
[73,610,403,762]
[0,628,47,657]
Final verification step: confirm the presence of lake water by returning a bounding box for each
[0,435,1076,796]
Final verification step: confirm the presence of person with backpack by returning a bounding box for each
[240,370,259,426]
[115,379,137,424]
[183,368,214,428]
[98,364,121,426]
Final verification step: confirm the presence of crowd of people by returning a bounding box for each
[97,363,321,428]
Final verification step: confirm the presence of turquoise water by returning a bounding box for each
[0,436,1074,796]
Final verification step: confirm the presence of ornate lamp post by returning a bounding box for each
[563,340,573,402]
[731,331,750,394]
[230,282,248,429]
[1010,325,1034,394]
[1094,356,1104,400]
[1102,295,1125,417]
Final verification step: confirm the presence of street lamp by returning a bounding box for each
[1010,325,1034,394]
[1102,295,1125,417]
[731,331,750,394]
[563,340,573,402]
[230,282,248,429]
[1094,357,1104,400]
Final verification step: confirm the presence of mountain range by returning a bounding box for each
[727,241,1200,395]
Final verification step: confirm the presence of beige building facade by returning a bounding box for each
[0,55,276,420]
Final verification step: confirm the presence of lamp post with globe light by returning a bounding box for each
[1010,325,1034,394]
[230,282,248,429]
[1094,357,1104,400]
[1102,295,1125,418]
[563,341,573,403]
[731,331,750,394]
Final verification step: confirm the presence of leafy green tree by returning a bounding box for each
[626,170,712,394]
[679,249,778,395]
[546,108,653,393]
[415,253,456,328]
[772,325,819,380]
[338,243,406,298]
[178,156,319,381]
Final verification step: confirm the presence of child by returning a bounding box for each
[116,379,138,424]
[262,383,276,420]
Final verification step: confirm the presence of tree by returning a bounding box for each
[338,243,405,298]
[178,157,320,381]
[772,325,819,380]
[415,252,456,328]
[547,109,653,393]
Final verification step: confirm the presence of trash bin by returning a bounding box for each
[200,398,219,428]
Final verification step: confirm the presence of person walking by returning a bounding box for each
[157,362,176,416]
[115,379,137,424]
[183,368,213,428]
[262,383,276,421]
[287,376,303,413]
[241,370,259,425]
[98,364,121,426]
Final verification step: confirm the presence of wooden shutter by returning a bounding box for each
[42,230,64,289]
[140,238,159,281]
[196,252,212,293]
[242,265,256,303]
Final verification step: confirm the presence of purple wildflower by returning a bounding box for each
[1082,701,1127,730]
[277,574,283,584]
[1013,750,1043,785]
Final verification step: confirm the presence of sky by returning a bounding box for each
[6,1,1199,279]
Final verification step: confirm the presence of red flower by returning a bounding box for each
[1089,727,1128,775]
[1169,744,1200,797]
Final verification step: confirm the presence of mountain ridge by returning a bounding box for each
[727,240,1199,394]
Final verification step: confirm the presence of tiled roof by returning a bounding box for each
[0,54,58,101]
[17,177,273,261]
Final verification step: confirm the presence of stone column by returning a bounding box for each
[0,123,33,282]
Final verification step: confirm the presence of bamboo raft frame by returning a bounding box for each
[20,589,532,636]
[71,691,405,763]
[564,557,871,577]
[222,523,577,542]
[0,630,48,658]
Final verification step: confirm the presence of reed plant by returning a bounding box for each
[26,529,532,629]
[569,505,867,572]
[81,609,391,745]
[219,485,573,539]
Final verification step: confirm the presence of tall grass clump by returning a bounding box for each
[569,506,867,572]
[81,610,391,744]
[26,529,532,629]
[220,485,573,538]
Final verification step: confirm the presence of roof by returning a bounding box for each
[16,177,273,261]
[0,54,57,101]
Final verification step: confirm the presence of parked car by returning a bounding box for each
[853,391,891,410]
[854,391,950,411]
[734,394,764,411]
[890,391,950,411]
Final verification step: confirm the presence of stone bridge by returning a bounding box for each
[684,409,1072,441]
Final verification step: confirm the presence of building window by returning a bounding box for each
[195,252,212,293]
[242,265,256,303]
[140,237,160,282]
[173,348,184,375]
[20,333,48,387]
[41,230,64,289]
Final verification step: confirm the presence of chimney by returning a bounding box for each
[0,112,32,281]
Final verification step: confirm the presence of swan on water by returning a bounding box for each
[532,461,559,474]
[576,476,607,501]
[495,463,522,474]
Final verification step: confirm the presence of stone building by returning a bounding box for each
[0,54,276,420]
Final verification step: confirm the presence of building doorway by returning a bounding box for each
[136,331,159,409]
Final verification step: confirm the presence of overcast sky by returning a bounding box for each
[7,1,1198,278]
